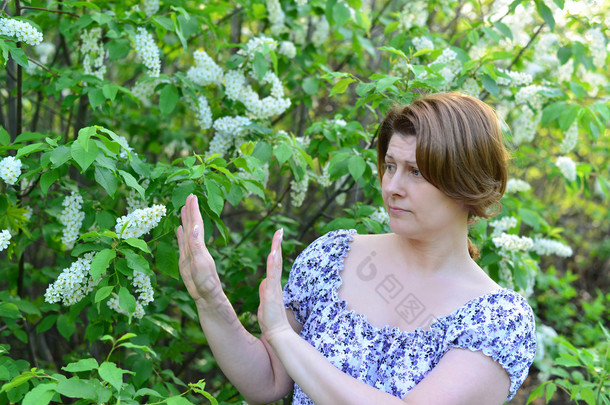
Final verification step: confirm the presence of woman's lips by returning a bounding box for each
[389,206,410,214]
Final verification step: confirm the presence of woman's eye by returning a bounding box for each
[384,163,395,172]
[411,168,421,177]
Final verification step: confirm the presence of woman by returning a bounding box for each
[177,92,536,404]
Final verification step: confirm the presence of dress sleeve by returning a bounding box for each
[447,291,537,401]
[282,229,353,325]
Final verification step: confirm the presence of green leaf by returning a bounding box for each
[36,314,57,333]
[56,314,76,340]
[118,287,136,314]
[0,126,10,145]
[9,47,29,68]
[172,181,196,209]
[167,396,194,405]
[90,249,116,280]
[55,379,97,399]
[21,382,56,405]
[94,286,114,303]
[116,332,137,343]
[331,77,356,95]
[40,169,60,196]
[156,241,179,279]
[123,249,152,275]
[544,382,557,402]
[88,88,106,109]
[347,155,366,181]
[15,142,50,159]
[518,208,540,230]
[62,358,100,373]
[302,77,319,95]
[492,21,513,41]
[77,126,97,152]
[159,84,179,115]
[205,179,224,217]
[71,140,99,172]
[118,170,146,199]
[102,84,119,101]
[124,238,150,253]
[105,39,131,61]
[94,166,118,197]
[0,303,21,319]
[98,362,124,391]
[480,74,499,97]
[333,1,351,27]
[252,52,268,82]
[273,143,293,165]
[50,145,72,168]
[535,0,555,31]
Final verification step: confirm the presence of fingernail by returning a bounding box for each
[193,225,199,238]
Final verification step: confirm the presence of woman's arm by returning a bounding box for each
[259,229,511,405]
[177,195,299,404]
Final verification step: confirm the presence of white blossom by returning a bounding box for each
[126,179,150,213]
[412,36,434,52]
[0,17,43,46]
[240,35,278,61]
[515,85,545,110]
[208,116,251,156]
[118,136,135,160]
[505,178,532,193]
[81,28,106,81]
[460,78,480,98]
[131,79,158,106]
[279,41,296,58]
[290,173,309,207]
[532,237,573,257]
[35,42,55,64]
[560,121,578,154]
[492,232,533,252]
[224,70,247,101]
[398,1,428,31]
[194,95,213,130]
[134,28,160,77]
[512,105,540,144]
[266,0,285,34]
[433,48,462,85]
[496,69,532,87]
[311,17,329,47]
[107,294,147,319]
[0,229,11,252]
[241,71,291,119]
[44,253,98,305]
[318,163,331,187]
[490,216,518,235]
[498,259,514,289]
[187,49,223,86]
[142,0,160,17]
[585,28,606,69]
[0,156,22,185]
[115,204,166,239]
[371,207,389,225]
[555,156,576,181]
[60,192,85,250]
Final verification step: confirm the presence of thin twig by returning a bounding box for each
[27,57,60,77]
[20,6,78,18]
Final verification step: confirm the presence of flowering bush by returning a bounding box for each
[0,0,608,403]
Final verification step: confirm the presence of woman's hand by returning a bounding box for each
[258,228,293,346]
[176,194,223,304]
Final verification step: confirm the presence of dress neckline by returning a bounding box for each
[331,228,509,336]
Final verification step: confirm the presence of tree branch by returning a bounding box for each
[20,6,78,18]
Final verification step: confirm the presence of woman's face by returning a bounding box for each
[381,135,468,240]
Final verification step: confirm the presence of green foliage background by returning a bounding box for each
[0,0,608,403]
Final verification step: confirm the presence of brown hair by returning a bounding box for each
[376,92,508,259]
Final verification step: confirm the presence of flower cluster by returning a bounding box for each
[311,17,329,47]
[532,237,573,257]
[126,179,149,213]
[81,28,106,80]
[44,253,98,305]
[0,229,11,252]
[241,35,278,61]
[208,115,252,156]
[515,85,545,109]
[496,69,532,87]
[290,173,309,207]
[492,232,534,252]
[560,121,578,153]
[279,41,297,58]
[505,178,532,193]
[556,156,576,181]
[60,192,85,250]
[317,162,331,187]
[266,0,285,34]
[142,0,160,17]
[134,28,160,77]
[512,105,541,144]
[193,96,213,130]
[115,204,166,239]
[412,36,434,51]
[371,207,390,225]
[118,136,135,160]
[0,17,43,46]
[460,78,480,98]
[107,269,154,319]
[224,70,291,119]
[0,156,22,185]
[187,49,223,86]
[398,1,428,31]
[433,48,462,85]
[131,79,160,106]
[490,216,518,235]
[586,29,606,69]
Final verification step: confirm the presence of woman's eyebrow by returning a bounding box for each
[385,153,417,165]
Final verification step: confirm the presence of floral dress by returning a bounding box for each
[283,229,536,404]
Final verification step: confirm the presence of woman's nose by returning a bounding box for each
[385,173,407,196]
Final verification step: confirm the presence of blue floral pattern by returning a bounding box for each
[283,229,536,403]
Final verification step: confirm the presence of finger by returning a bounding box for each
[266,228,284,282]
[176,225,185,263]
[189,195,205,243]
